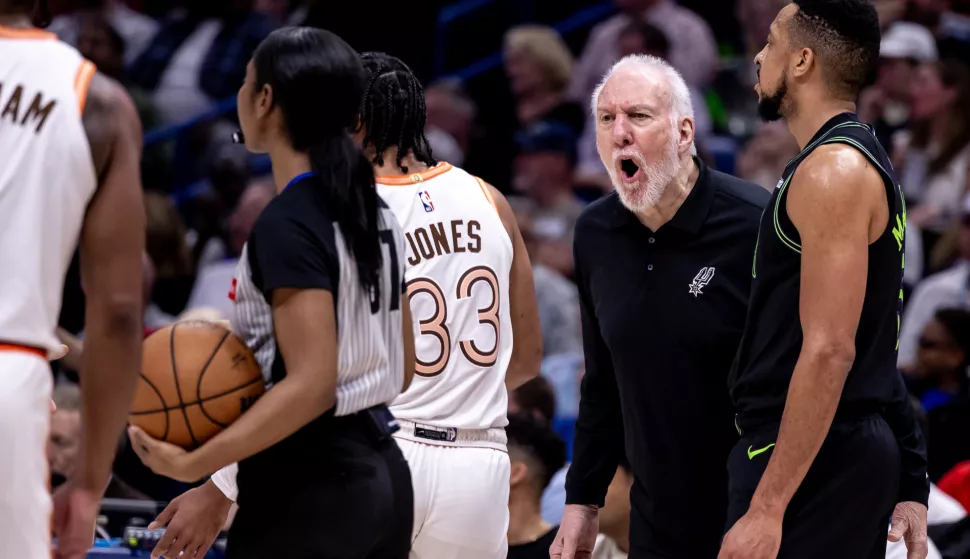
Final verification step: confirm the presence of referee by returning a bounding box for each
[129,28,416,559]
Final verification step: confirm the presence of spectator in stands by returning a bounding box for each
[253,0,311,26]
[576,19,713,191]
[509,376,557,427]
[594,459,633,559]
[185,181,274,317]
[48,0,158,64]
[507,413,567,559]
[503,25,584,135]
[49,382,147,499]
[76,12,125,79]
[735,121,799,192]
[569,0,717,110]
[127,0,273,124]
[896,60,970,242]
[885,398,966,559]
[938,460,970,514]
[144,191,195,317]
[424,79,477,167]
[905,308,970,412]
[513,121,584,277]
[858,22,939,152]
[899,197,970,369]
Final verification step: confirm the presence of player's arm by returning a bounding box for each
[77,72,146,492]
[746,145,881,517]
[486,183,542,390]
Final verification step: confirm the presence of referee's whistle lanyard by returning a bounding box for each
[284,172,318,190]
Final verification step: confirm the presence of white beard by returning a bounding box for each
[606,136,681,215]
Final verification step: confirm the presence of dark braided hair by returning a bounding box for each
[358,52,437,174]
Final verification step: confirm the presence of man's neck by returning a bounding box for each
[371,147,431,177]
[929,111,950,147]
[786,96,857,150]
[635,155,699,232]
[507,492,550,546]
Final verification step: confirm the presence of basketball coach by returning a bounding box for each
[549,53,929,559]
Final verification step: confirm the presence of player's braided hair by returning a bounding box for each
[359,52,437,174]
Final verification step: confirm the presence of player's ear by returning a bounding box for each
[792,47,814,79]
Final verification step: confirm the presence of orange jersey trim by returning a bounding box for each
[473,176,499,214]
[74,60,97,114]
[0,343,46,359]
[375,162,453,186]
[0,25,56,40]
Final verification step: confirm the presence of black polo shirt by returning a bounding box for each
[565,158,770,558]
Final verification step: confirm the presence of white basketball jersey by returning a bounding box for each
[378,163,514,431]
[0,28,97,353]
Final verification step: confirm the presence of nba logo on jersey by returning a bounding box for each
[418,191,434,213]
[446,427,458,442]
[228,278,237,301]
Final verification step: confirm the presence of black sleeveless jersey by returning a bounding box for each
[729,113,907,415]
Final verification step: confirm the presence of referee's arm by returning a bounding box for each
[564,228,624,508]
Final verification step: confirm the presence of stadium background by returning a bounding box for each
[35,0,970,556]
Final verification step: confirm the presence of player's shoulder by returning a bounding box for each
[795,143,884,197]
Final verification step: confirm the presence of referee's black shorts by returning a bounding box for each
[725,412,900,559]
[226,406,414,559]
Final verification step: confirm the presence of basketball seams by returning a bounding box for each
[135,372,171,441]
[195,329,233,428]
[169,323,200,448]
[129,375,265,416]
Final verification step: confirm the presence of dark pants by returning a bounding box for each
[726,414,899,559]
[226,407,414,559]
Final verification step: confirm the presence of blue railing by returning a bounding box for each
[143,0,615,151]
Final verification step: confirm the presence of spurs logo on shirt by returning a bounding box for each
[377,163,514,432]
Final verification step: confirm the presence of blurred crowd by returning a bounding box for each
[42,0,970,556]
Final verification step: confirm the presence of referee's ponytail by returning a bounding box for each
[250,27,383,302]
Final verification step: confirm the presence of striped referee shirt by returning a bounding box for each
[229,173,407,416]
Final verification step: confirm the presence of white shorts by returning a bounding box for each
[395,424,510,559]
[0,349,52,559]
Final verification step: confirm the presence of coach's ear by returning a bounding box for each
[509,461,529,488]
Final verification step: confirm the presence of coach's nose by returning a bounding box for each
[611,116,634,148]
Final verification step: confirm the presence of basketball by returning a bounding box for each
[129,320,265,450]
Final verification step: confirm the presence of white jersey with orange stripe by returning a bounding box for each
[378,163,514,433]
[0,27,97,354]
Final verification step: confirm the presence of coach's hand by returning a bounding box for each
[718,508,782,559]
[52,481,101,559]
[888,501,929,559]
[129,426,204,482]
[149,480,232,559]
[550,504,598,559]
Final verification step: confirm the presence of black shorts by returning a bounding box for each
[225,408,414,559]
[726,413,900,559]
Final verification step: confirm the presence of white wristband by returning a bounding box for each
[210,463,239,502]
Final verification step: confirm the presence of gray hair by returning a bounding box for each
[590,54,697,155]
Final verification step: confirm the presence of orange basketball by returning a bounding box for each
[129,320,265,450]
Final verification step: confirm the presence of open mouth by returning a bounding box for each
[619,158,641,181]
